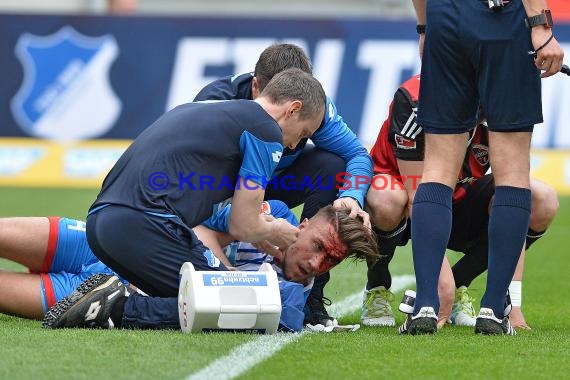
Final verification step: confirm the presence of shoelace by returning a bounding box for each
[455,289,476,317]
[321,296,332,307]
[365,289,394,316]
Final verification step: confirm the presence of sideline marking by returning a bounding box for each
[186,275,415,380]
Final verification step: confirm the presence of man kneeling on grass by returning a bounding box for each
[42,203,378,331]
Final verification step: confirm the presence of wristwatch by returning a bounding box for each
[526,9,553,29]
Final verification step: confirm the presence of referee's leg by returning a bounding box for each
[482,131,532,318]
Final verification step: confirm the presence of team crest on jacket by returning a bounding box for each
[11,26,121,140]
[395,135,416,150]
[472,144,489,166]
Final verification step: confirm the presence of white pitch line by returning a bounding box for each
[186,274,415,380]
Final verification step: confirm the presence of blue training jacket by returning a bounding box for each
[194,72,373,207]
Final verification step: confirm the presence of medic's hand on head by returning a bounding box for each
[333,197,371,229]
[267,217,299,251]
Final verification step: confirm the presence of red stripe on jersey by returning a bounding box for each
[40,216,61,273]
[40,273,57,308]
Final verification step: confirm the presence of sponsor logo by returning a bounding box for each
[272,151,282,163]
[11,26,121,140]
[84,301,102,321]
[67,220,87,232]
[457,176,477,185]
[260,201,271,215]
[203,249,221,268]
[395,135,416,150]
[472,144,489,166]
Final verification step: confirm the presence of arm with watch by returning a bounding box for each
[523,0,564,78]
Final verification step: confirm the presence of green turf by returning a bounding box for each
[0,187,569,380]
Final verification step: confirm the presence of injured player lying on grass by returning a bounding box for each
[42,201,378,332]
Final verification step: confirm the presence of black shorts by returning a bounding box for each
[86,205,228,297]
[448,174,495,252]
[398,174,495,252]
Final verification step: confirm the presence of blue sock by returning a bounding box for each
[411,182,453,315]
[481,186,531,319]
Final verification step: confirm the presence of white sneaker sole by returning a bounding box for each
[361,317,396,327]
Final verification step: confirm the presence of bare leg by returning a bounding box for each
[0,217,50,270]
[437,256,455,329]
[0,217,51,318]
[509,249,529,329]
[0,272,44,319]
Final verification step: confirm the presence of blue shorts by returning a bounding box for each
[35,217,119,312]
[418,0,542,133]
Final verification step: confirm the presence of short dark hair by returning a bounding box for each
[314,205,379,263]
[260,68,326,121]
[254,43,312,92]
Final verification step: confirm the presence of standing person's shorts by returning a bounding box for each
[34,217,118,312]
[87,205,228,298]
[418,0,542,133]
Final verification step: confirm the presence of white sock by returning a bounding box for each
[509,281,522,307]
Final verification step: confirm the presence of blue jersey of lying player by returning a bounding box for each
[203,199,313,295]
[194,72,372,207]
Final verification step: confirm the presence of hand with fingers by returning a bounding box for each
[530,26,564,78]
[333,197,371,229]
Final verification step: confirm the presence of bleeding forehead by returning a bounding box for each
[318,223,347,261]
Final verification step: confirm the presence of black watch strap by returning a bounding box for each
[416,24,426,34]
[526,10,553,28]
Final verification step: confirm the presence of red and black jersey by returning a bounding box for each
[370,75,490,203]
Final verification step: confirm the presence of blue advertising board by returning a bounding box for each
[1,13,570,157]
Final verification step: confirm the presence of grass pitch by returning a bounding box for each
[0,187,569,380]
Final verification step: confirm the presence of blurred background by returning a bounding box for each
[0,0,569,194]
[0,0,414,17]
